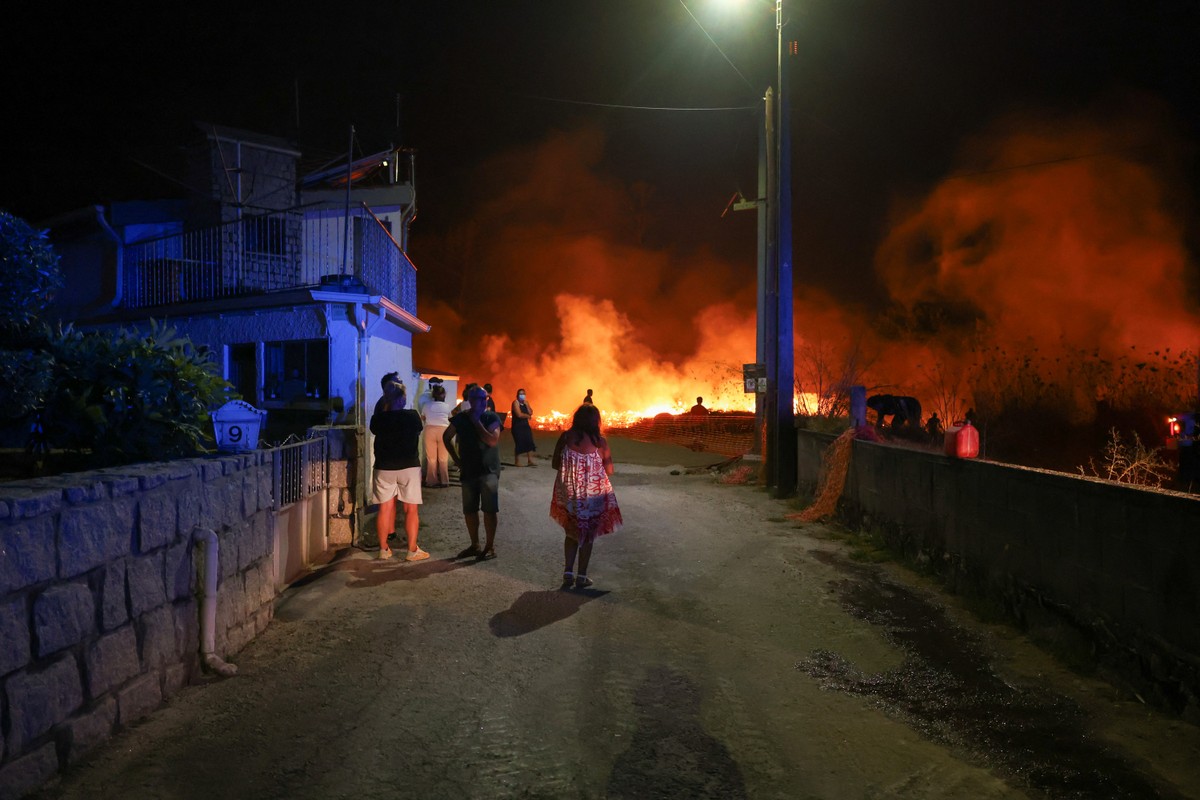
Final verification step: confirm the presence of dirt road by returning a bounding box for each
[32,439,1200,799]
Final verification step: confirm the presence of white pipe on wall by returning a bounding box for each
[192,527,239,677]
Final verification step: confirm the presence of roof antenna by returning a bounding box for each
[341,124,355,277]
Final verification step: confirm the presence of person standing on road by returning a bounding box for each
[510,387,537,466]
[421,384,453,488]
[550,403,623,589]
[444,385,504,561]
[370,377,429,562]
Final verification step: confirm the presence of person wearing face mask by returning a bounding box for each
[510,388,537,467]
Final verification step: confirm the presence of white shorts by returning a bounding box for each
[371,467,423,505]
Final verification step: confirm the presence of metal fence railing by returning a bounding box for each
[121,206,417,313]
[269,435,328,511]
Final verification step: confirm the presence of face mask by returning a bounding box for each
[518,393,526,400]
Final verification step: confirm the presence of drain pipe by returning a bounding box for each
[94,205,124,308]
[193,527,239,677]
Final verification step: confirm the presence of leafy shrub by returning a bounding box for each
[39,320,232,468]
[0,211,63,421]
[0,211,63,332]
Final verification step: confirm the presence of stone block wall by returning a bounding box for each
[796,429,1200,720]
[0,452,276,798]
[312,425,362,546]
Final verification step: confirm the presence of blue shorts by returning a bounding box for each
[460,472,500,514]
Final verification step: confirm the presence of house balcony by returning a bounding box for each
[120,206,417,313]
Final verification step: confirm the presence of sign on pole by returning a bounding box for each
[743,363,766,394]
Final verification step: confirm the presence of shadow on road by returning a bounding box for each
[344,558,476,589]
[280,550,477,592]
[489,588,610,637]
[607,666,747,799]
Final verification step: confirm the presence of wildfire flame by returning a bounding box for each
[417,108,1200,433]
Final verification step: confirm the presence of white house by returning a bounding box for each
[49,123,431,443]
[46,124,435,559]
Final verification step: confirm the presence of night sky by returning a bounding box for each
[4,1,1199,410]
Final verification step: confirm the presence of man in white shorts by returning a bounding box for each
[370,374,429,561]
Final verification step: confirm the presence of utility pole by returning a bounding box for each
[763,87,779,487]
[774,11,797,497]
[761,2,797,497]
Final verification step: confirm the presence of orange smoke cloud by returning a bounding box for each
[867,104,1200,418]
[416,109,1198,427]
[415,126,763,418]
[875,107,1199,355]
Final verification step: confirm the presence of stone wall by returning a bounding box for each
[0,452,276,798]
[314,425,362,546]
[796,430,1200,720]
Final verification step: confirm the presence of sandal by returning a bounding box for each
[455,545,481,559]
[561,571,575,588]
[574,574,593,589]
[476,548,497,561]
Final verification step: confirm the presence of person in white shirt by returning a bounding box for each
[421,384,454,488]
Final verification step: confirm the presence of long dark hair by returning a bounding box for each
[568,403,602,446]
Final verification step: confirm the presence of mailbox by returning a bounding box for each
[211,400,266,452]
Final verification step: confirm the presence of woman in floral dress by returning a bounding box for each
[550,403,623,589]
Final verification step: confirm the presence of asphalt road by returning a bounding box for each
[32,444,1200,799]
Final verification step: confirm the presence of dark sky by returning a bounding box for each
[4,0,1199,312]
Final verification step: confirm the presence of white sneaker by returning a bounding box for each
[406,547,430,562]
[378,548,394,560]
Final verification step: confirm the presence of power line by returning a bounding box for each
[519,93,757,113]
[944,146,1152,180]
[677,0,758,95]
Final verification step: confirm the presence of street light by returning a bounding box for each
[712,0,796,494]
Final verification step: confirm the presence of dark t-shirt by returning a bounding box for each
[449,411,502,479]
[370,409,423,470]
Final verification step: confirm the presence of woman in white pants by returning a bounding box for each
[421,385,453,487]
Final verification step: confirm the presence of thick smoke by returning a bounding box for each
[871,104,1199,418]
[415,126,762,415]
[415,109,1198,422]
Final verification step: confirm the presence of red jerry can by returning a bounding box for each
[943,421,980,459]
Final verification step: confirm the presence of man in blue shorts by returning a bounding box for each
[444,384,504,560]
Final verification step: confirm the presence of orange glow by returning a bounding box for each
[417,113,1198,433]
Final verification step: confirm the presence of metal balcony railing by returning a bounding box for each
[121,206,417,313]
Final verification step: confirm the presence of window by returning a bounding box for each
[264,339,329,402]
[244,215,288,256]
[228,343,257,403]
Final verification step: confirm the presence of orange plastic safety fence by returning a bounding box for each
[789,428,856,522]
[617,414,756,457]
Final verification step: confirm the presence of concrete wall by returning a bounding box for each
[0,453,277,798]
[796,429,1200,719]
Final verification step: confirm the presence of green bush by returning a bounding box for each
[40,320,233,468]
[0,211,63,422]
[0,211,62,332]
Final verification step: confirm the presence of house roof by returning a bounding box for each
[415,369,459,380]
[195,122,300,156]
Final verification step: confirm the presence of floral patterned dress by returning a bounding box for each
[550,447,623,543]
